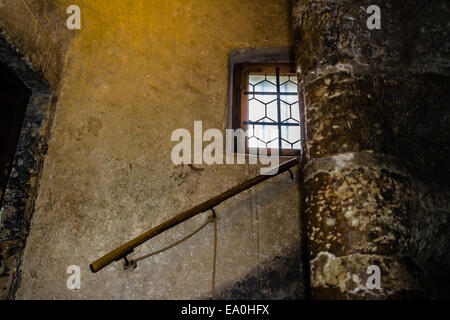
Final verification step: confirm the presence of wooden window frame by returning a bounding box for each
[231,62,301,156]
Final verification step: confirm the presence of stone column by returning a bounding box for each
[293,0,450,299]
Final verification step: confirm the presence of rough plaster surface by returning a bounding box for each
[0,0,73,89]
[12,0,304,299]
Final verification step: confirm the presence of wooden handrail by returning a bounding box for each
[90,158,299,273]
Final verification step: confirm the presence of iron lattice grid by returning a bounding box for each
[243,67,301,152]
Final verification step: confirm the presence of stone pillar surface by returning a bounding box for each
[293,0,450,299]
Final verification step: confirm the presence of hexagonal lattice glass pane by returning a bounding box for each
[266,75,277,85]
[281,125,301,149]
[266,100,278,122]
[249,74,277,92]
[289,75,298,84]
[249,75,265,85]
[280,94,298,105]
[279,76,289,84]
[280,101,300,124]
[291,102,300,122]
[254,80,276,92]
[280,101,292,123]
[254,94,277,104]
[244,69,301,152]
[280,81,298,93]
[248,125,279,149]
[248,99,265,122]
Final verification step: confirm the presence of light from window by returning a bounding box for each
[242,65,301,154]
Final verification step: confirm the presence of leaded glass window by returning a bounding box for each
[233,63,301,156]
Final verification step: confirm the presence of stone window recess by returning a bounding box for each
[227,48,303,157]
[232,63,301,156]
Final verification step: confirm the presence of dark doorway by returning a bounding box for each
[0,61,31,205]
[0,34,53,299]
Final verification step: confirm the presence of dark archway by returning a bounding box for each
[0,60,32,205]
[0,33,55,299]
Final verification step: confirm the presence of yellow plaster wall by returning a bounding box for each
[15,0,301,299]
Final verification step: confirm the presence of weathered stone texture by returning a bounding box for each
[310,253,424,299]
[293,0,450,182]
[293,0,449,77]
[293,0,450,298]
[304,153,414,258]
[304,152,450,298]
[302,72,450,184]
